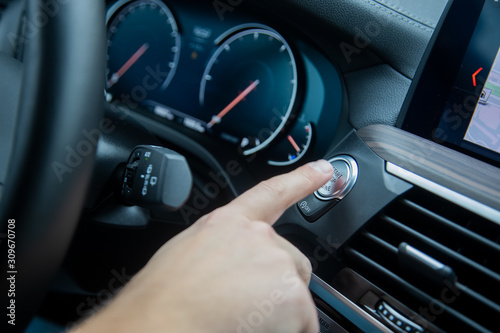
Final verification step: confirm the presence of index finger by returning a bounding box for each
[225,160,333,224]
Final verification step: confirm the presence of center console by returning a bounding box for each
[281,0,500,332]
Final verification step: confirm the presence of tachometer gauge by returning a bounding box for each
[106,0,180,101]
[268,121,313,166]
[200,27,298,155]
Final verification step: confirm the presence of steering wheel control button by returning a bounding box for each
[297,193,339,222]
[315,155,358,201]
[121,145,192,211]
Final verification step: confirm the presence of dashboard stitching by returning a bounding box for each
[363,0,433,32]
[373,0,436,28]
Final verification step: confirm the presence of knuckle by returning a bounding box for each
[247,221,276,237]
[195,208,230,228]
[259,177,287,198]
[272,248,296,266]
[300,257,313,275]
[297,167,316,187]
[287,285,311,306]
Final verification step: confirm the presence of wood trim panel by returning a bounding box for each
[357,124,500,212]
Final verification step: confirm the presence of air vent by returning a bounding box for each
[342,188,500,333]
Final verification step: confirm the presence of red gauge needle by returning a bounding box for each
[108,43,150,88]
[287,135,301,153]
[207,79,260,128]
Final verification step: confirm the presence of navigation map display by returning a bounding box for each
[432,0,500,164]
[464,47,500,154]
[399,0,500,165]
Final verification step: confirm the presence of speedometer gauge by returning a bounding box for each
[106,0,180,101]
[200,27,298,155]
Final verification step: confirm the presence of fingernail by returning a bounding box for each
[309,160,333,174]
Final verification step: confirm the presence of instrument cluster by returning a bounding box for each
[105,0,343,166]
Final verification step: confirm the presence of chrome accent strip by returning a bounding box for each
[317,308,348,333]
[310,274,392,333]
[404,244,445,270]
[386,162,500,224]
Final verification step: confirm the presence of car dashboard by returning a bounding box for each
[104,0,345,179]
[1,0,498,332]
[101,1,500,331]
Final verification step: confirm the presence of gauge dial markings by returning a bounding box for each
[199,27,298,155]
[106,0,181,98]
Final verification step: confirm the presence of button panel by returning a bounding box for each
[298,155,358,222]
[297,193,339,222]
[376,301,424,333]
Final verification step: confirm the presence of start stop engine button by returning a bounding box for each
[315,155,358,201]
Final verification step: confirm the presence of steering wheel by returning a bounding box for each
[0,0,105,329]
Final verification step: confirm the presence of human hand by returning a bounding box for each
[74,160,334,333]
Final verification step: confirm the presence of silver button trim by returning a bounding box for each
[314,155,358,201]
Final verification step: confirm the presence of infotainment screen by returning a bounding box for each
[399,0,500,166]
[463,47,500,154]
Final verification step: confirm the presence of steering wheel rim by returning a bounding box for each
[0,0,105,329]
